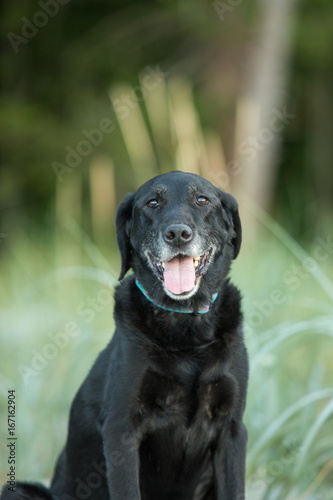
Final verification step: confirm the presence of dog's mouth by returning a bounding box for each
[150,249,213,295]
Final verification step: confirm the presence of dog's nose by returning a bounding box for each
[163,224,193,246]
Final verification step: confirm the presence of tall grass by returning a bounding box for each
[0,76,332,499]
[236,209,333,500]
[1,208,332,499]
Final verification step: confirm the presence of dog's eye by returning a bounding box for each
[197,196,210,206]
[146,199,159,208]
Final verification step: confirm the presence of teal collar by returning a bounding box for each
[135,279,218,315]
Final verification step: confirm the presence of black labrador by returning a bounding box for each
[1,171,248,500]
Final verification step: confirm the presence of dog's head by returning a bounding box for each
[116,171,241,305]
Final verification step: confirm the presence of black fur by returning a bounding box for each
[0,483,53,499]
[1,172,248,500]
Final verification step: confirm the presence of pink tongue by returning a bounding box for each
[163,256,196,295]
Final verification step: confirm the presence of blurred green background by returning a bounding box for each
[0,1,333,499]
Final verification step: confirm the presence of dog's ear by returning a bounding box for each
[217,190,242,259]
[116,193,135,280]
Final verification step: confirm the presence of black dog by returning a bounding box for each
[1,171,248,500]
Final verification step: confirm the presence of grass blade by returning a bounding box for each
[247,388,333,470]
[244,197,333,302]
[250,317,333,371]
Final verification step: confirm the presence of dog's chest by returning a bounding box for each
[133,366,236,434]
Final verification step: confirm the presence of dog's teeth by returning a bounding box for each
[194,260,199,267]
[162,262,165,269]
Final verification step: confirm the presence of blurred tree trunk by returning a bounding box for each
[234,0,298,217]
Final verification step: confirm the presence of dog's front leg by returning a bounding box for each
[213,421,247,500]
[103,419,141,500]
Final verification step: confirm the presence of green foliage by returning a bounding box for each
[1,0,332,234]
[233,213,333,499]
